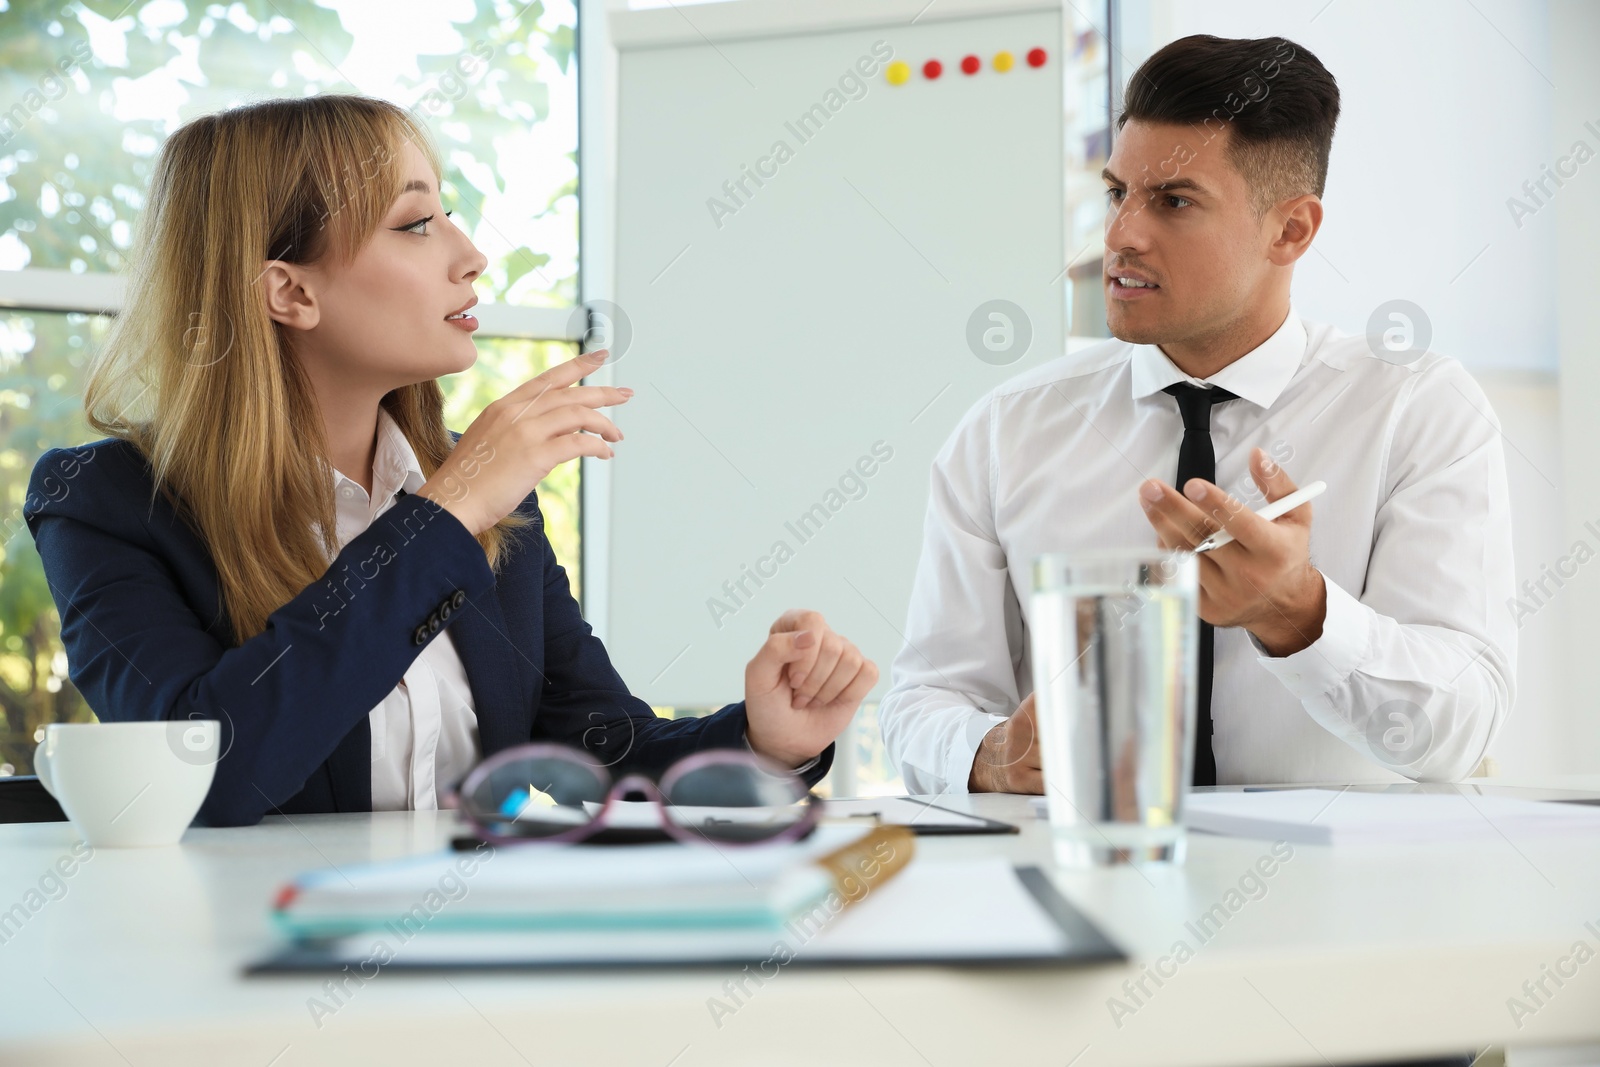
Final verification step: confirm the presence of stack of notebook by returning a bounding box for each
[250,820,1123,974]
[272,823,910,940]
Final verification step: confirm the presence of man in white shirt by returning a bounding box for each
[879,34,1516,795]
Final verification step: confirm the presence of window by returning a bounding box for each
[0,0,581,776]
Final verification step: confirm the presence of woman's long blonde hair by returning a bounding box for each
[83,95,533,643]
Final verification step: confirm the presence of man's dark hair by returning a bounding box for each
[1118,35,1340,217]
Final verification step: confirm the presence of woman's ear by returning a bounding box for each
[258,260,320,331]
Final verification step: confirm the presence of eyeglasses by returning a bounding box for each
[446,743,821,846]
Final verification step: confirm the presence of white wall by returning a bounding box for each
[1479,374,1573,774]
[1552,0,1600,776]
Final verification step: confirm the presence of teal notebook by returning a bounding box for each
[270,826,885,939]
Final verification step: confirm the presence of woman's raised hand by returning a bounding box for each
[416,349,629,536]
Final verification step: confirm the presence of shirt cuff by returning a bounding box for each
[1252,575,1374,700]
[741,727,821,775]
[941,709,1008,795]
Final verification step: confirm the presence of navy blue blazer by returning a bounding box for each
[24,435,832,827]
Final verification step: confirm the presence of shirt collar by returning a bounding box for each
[1129,308,1308,409]
[329,407,428,503]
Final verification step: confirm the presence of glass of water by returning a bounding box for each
[1030,549,1199,866]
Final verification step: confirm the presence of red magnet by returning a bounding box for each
[960,54,980,75]
[1026,47,1048,67]
[923,58,943,79]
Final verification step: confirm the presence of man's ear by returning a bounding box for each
[1265,193,1323,268]
[259,260,319,331]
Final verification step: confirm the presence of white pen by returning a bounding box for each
[1193,480,1327,553]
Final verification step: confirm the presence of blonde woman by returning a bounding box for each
[25,96,875,827]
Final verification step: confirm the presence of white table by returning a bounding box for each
[3,782,1599,1066]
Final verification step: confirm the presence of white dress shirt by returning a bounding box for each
[324,408,480,811]
[879,309,1516,793]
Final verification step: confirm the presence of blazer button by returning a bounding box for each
[427,613,442,635]
[451,590,467,610]
[438,600,453,622]
[413,625,429,646]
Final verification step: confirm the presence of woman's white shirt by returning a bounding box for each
[323,409,480,811]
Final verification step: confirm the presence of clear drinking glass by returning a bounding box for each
[1030,549,1199,866]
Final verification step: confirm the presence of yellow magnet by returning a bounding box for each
[886,60,910,85]
[993,50,1014,72]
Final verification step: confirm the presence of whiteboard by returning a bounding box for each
[604,1,1068,705]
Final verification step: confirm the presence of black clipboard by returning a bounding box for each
[443,799,1019,849]
[828,798,1020,836]
[245,864,1122,975]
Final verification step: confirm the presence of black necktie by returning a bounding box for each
[1162,382,1238,787]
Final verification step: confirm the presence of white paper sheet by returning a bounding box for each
[1184,788,1600,845]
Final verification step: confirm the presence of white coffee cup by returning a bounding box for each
[34,721,219,847]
